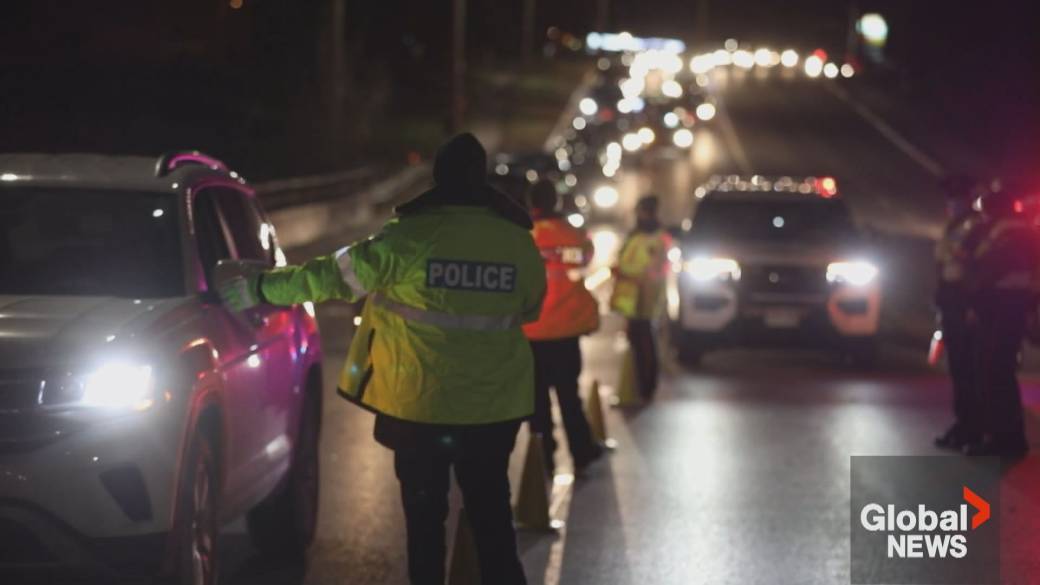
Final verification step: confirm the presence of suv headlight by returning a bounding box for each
[82,363,155,411]
[826,261,878,286]
[684,257,741,282]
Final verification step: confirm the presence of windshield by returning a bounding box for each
[689,197,856,243]
[0,187,184,297]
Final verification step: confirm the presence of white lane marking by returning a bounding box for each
[824,83,945,178]
[541,474,576,585]
[712,94,753,174]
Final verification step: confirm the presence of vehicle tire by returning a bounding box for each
[246,386,321,560]
[173,431,220,585]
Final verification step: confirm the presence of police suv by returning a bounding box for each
[675,175,881,365]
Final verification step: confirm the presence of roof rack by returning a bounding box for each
[155,150,229,177]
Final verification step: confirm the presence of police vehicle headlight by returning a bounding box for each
[82,362,155,411]
[826,261,878,286]
[684,257,741,282]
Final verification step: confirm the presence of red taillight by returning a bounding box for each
[816,176,838,197]
[1013,199,1025,214]
[812,48,828,62]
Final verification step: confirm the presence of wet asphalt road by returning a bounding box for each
[217,69,1040,584]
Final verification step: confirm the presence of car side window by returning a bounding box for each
[212,188,274,266]
[192,191,233,288]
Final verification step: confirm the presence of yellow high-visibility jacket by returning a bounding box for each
[259,205,546,425]
[610,229,673,319]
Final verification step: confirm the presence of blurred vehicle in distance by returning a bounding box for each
[0,152,323,583]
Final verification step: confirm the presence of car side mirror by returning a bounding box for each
[211,259,268,302]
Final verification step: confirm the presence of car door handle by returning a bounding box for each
[249,312,269,329]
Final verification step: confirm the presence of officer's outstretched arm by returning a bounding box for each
[259,254,356,305]
[258,223,406,306]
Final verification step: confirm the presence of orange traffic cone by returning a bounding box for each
[447,507,480,585]
[585,380,608,444]
[513,433,554,531]
[612,347,641,408]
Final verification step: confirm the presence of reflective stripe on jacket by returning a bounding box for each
[610,229,673,319]
[260,205,547,425]
[522,216,600,340]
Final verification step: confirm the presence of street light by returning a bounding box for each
[858,13,889,47]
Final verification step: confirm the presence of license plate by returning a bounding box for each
[764,309,800,328]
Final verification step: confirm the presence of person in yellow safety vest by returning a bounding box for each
[220,133,545,585]
[610,195,673,401]
[522,180,604,478]
[961,184,1037,457]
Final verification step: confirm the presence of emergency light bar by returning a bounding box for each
[696,174,840,197]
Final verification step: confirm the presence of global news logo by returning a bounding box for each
[859,486,990,559]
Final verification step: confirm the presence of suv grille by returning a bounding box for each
[0,380,43,413]
[742,264,827,297]
[0,372,85,454]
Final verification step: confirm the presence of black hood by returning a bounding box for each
[434,132,487,192]
[395,133,532,228]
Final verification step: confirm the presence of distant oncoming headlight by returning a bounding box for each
[593,185,620,208]
[672,128,694,148]
[579,97,598,117]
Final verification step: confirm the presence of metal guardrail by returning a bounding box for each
[254,165,394,211]
[258,163,432,250]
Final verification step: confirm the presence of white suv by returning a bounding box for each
[675,175,882,365]
[0,152,323,584]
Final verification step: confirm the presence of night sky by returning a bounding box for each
[0,1,1034,179]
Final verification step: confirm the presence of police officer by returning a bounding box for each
[221,133,545,584]
[963,184,1036,457]
[933,176,986,450]
[523,180,603,477]
[610,195,673,401]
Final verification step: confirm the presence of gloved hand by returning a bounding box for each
[219,273,263,312]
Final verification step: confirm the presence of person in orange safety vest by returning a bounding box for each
[523,180,604,476]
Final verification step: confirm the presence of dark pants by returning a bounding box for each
[975,295,1029,446]
[627,318,658,399]
[940,301,982,438]
[529,337,598,471]
[388,420,527,585]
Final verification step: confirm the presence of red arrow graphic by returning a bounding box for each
[963,486,990,530]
